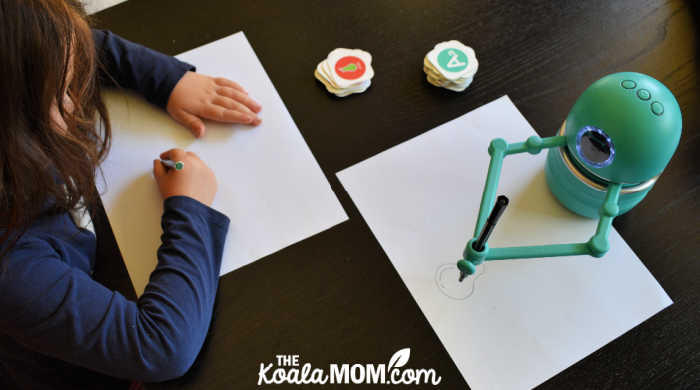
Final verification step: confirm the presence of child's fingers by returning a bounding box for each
[217,87,261,113]
[202,103,257,125]
[211,96,258,119]
[214,77,247,94]
[219,108,257,124]
[153,159,166,181]
[171,108,206,137]
[159,148,187,161]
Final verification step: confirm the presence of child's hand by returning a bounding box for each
[153,148,218,206]
[166,71,262,138]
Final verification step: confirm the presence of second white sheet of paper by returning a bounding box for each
[99,32,347,295]
[337,96,671,390]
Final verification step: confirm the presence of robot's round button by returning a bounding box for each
[651,101,664,116]
[637,89,651,100]
[621,80,637,89]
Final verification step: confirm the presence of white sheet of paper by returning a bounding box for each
[83,0,127,14]
[336,96,672,390]
[99,32,347,295]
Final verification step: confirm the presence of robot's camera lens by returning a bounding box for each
[576,126,615,168]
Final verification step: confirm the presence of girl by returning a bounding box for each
[0,0,261,387]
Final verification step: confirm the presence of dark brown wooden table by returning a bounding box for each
[91,0,699,388]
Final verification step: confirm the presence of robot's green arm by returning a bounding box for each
[458,135,619,277]
[473,135,567,236]
[479,183,620,261]
[586,182,621,257]
[487,243,591,259]
[504,135,568,156]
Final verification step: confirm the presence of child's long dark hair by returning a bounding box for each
[0,0,111,254]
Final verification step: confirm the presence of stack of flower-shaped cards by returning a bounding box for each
[315,48,374,97]
[424,40,478,92]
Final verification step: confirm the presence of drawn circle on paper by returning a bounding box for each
[334,56,366,80]
[435,263,480,300]
[437,48,468,72]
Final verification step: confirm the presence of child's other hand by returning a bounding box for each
[166,71,262,138]
[153,148,218,206]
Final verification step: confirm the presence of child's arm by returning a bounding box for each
[0,197,229,381]
[93,29,191,110]
[93,29,261,137]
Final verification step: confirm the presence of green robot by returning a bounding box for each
[458,72,683,281]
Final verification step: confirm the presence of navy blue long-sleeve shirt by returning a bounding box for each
[0,31,230,387]
[93,29,193,108]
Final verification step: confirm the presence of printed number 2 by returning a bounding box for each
[447,50,466,68]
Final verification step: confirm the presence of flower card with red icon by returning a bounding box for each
[327,48,374,89]
[314,60,370,97]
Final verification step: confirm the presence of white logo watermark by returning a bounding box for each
[257,348,442,386]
